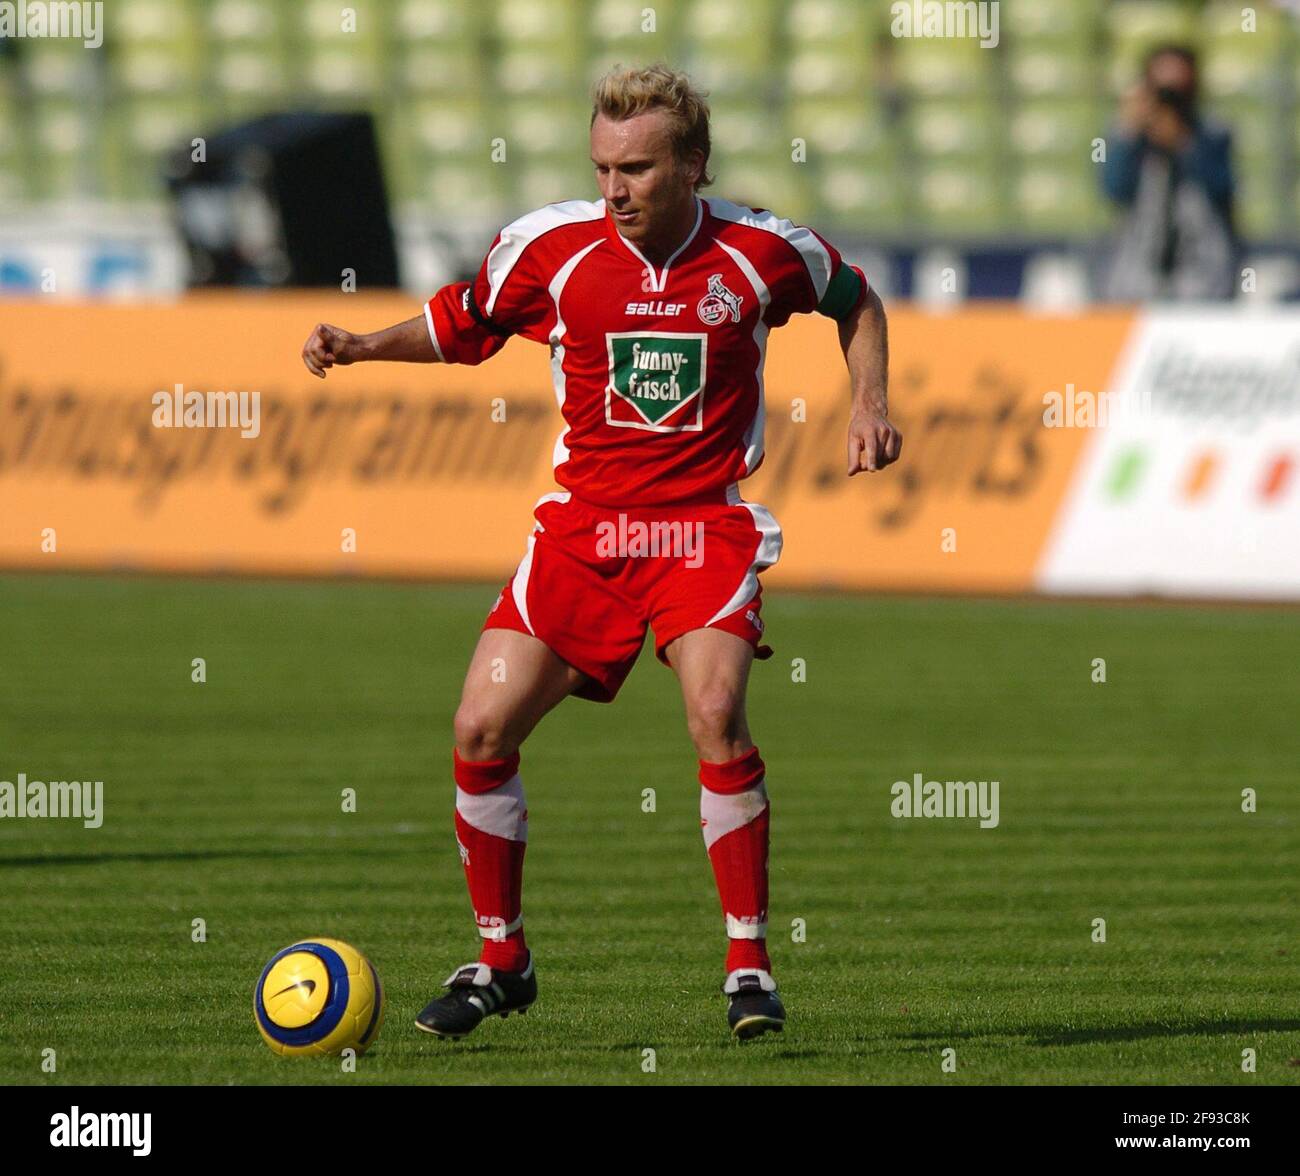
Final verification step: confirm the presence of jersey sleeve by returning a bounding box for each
[423,231,554,366]
[760,220,869,329]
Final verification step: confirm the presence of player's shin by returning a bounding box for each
[699,747,771,974]
[452,748,529,972]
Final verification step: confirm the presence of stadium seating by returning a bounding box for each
[0,0,1294,242]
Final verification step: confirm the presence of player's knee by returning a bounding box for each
[685,687,745,749]
[453,701,517,761]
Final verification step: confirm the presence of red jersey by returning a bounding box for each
[424,195,867,507]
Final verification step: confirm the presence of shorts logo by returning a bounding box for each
[697,273,742,325]
[605,331,707,432]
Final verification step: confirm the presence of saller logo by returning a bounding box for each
[697,273,742,325]
[606,332,707,432]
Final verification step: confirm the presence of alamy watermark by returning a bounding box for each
[152,384,261,439]
[50,1107,150,1156]
[595,513,704,568]
[0,2,103,48]
[890,1,1000,48]
[1,773,102,828]
[891,772,999,828]
[1042,383,1153,428]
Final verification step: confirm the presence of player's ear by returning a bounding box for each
[682,148,705,188]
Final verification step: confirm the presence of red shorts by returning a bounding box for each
[483,489,782,703]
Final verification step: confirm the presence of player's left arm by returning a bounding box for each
[758,214,901,474]
[839,285,900,476]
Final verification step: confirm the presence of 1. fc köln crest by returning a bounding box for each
[605,331,707,432]
[697,273,743,325]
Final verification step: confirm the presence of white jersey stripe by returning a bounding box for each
[705,195,835,300]
[546,239,604,471]
[715,239,771,476]
[484,199,606,317]
[423,301,445,362]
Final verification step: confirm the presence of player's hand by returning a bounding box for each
[301,323,363,378]
[847,410,901,475]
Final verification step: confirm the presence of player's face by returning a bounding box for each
[591,110,700,245]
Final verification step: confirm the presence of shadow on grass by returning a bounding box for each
[1034,1019,1300,1047]
[0,846,428,868]
[892,1019,1300,1049]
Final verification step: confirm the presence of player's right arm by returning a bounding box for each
[301,316,437,379]
[299,261,543,379]
[301,212,558,378]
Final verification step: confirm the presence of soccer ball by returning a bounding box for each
[254,937,385,1057]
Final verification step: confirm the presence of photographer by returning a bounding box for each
[1101,44,1238,301]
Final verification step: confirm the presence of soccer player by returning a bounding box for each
[301,65,899,1041]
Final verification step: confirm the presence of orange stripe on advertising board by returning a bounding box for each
[0,296,1134,590]
[1183,452,1218,501]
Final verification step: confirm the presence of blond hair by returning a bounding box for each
[590,64,713,189]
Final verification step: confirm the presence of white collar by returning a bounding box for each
[611,196,704,294]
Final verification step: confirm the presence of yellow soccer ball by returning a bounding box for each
[254,938,385,1057]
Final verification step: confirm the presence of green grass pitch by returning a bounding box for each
[1,572,1297,1086]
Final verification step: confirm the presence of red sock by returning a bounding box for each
[699,747,772,974]
[453,748,529,972]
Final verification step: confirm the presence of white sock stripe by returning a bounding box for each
[456,775,528,842]
[700,782,769,851]
[476,912,524,940]
[725,914,768,939]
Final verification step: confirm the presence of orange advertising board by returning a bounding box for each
[0,295,1133,590]
[756,303,1134,590]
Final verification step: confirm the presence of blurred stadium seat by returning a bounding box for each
[0,0,1295,254]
